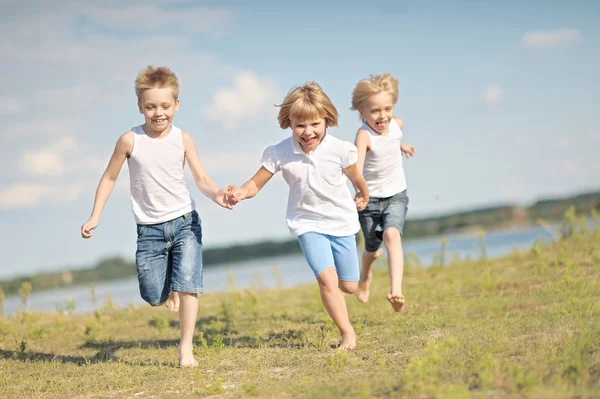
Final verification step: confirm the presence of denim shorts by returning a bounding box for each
[297,232,360,282]
[358,190,409,252]
[135,210,203,306]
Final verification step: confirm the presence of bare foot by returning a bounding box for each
[338,328,356,351]
[179,346,198,368]
[387,292,405,312]
[166,291,180,313]
[356,271,372,303]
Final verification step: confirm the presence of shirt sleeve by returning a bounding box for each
[342,142,358,168]
[260,145,280,173]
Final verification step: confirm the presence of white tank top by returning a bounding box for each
[127,125,194,224]
[361,118,407,198]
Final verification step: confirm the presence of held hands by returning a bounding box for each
[81,218,99,239]
[354,191,369,212]
[214,184,238,209]
[214,185,249,209]
[401,143,415,158]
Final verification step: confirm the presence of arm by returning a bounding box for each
[81,131,132,238]
[395,116,415,157]
[354,129,370,174]
[182,132,233,209]
[232,167,274,203]
[343,163,369,211]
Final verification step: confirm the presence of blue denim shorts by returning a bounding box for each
[135,210,203,306]
[297,232,360,282]
[358,190,409,252]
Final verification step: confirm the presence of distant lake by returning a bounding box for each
[3,225,555,315]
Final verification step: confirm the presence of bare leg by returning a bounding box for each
[356,248,382,302]
[383,228,405,312]
[178,292,199,367]
[318,268,356,350]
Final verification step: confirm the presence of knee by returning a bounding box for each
[339,281,358,294]
[317,268,339,292]
[383,228,401,244]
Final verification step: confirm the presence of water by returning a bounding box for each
[2,224,555,315]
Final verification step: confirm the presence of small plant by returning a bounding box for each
[478,230,487,261]
[0,287,4,317]
[242,380,258,396]
[206,377,224,395]
[65,298,76,316]
[227,268,236,292]
[198,331,208,349]
[18,339,27,353]
[211,335,225,350]
[103,293,114,310]
[328,350,347,372]
[272,264,284,289]
[149,316,168,334]
[84,321,100,343]
[438,237,448,267]
[18,282,33,310]
[88,285,97,307]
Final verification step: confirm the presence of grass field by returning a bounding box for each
[1,215,598,398]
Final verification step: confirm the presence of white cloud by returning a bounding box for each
[85,6,233,36]
[521,29,582,49]
[19,137,78,177]
[483,85,502,103]
[555,136,570,148]
[204,72,279,130]
[0,182,84,209]
[588,132,600,143]
[0,97,22,115]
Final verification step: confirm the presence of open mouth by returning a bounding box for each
[301,136,317,146]
[375,120,388,130]
[152,118,167,124]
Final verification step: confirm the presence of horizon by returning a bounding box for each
[1,0,598,276]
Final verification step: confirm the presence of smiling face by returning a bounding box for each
[138,87,179,135]
[291,116,327,154]
[360,91,395,135]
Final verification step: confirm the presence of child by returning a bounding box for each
[80,65,232,367]
[227,82,369,350]
[350,73,416,312]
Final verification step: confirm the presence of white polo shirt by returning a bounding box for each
[261,134,360,237]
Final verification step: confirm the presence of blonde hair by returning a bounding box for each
[135,65,180,100]
[277,82,339,129]
[351,73,399,111]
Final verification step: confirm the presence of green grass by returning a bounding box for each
[1,227,599,398]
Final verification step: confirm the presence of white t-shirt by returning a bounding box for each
[361,118,407,198]
[261,134,360,237]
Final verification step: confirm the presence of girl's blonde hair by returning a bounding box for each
[277,82,339,129]
[135,65,180,100]
[351,73,398,111]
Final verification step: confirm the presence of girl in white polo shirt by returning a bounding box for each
[228,82,369,350]
[351,73,416,313]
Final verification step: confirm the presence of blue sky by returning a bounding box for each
[1,0,598,278]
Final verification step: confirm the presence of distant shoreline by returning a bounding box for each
[1,189,597,297]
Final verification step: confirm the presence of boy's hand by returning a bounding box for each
[81,218,99,239]
[354,192,369,212]
[215,185,236,209]
[401,143,415,158]
[229,186,249,205]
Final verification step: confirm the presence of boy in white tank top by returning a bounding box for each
[351,73,416,312]
[80,66,232,367]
